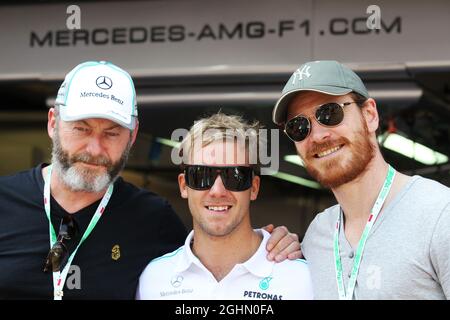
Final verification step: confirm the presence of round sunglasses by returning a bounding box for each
[284,102,357,142]
[184,165,254,192]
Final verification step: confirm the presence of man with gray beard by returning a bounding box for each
[51,118,131,194]
[0,61,301,300]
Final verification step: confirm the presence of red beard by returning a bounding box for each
[302,121,375,189]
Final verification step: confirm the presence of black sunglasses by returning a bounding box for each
[184,165,254,192]
[43,215,79,273]
[284,102,357,142]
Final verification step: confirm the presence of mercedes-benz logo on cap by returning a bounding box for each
[96,76,113,90]
[171,275,183,288]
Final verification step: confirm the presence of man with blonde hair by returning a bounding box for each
[137,112,313,300]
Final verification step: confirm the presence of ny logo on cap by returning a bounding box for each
[96,76,113,90]
[291,65,311,84]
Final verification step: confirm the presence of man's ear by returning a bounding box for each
[361,98,379,134]
[250,175,260,201]
[47,108,57,139]
[130,119,139,146]
[178,173,188,199]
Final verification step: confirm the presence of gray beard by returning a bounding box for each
[51,159,114,193]
[51,127,131,193]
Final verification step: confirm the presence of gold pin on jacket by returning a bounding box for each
[112,245,121,261]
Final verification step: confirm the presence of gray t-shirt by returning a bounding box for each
[302,175,450,299]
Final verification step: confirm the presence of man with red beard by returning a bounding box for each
[0,61,300,300]
[273,60,450,299]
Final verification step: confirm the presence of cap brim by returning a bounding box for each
[59,105,136,130]
[272,87,352,125]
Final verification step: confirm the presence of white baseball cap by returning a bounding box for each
[55,61,138,130]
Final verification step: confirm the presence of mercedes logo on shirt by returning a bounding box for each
[171,275,184,288]
[96,76,113,90]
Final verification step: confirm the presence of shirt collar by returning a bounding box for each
[241,229,275,278]
[174,230,198,273]
[174,229,275,278]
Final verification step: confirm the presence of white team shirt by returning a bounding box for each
[136,229,314,300]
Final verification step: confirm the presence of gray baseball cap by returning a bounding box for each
[272,60,369,125]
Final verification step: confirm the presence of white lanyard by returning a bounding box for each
[333,165,395,300]
[44,164,114,300]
